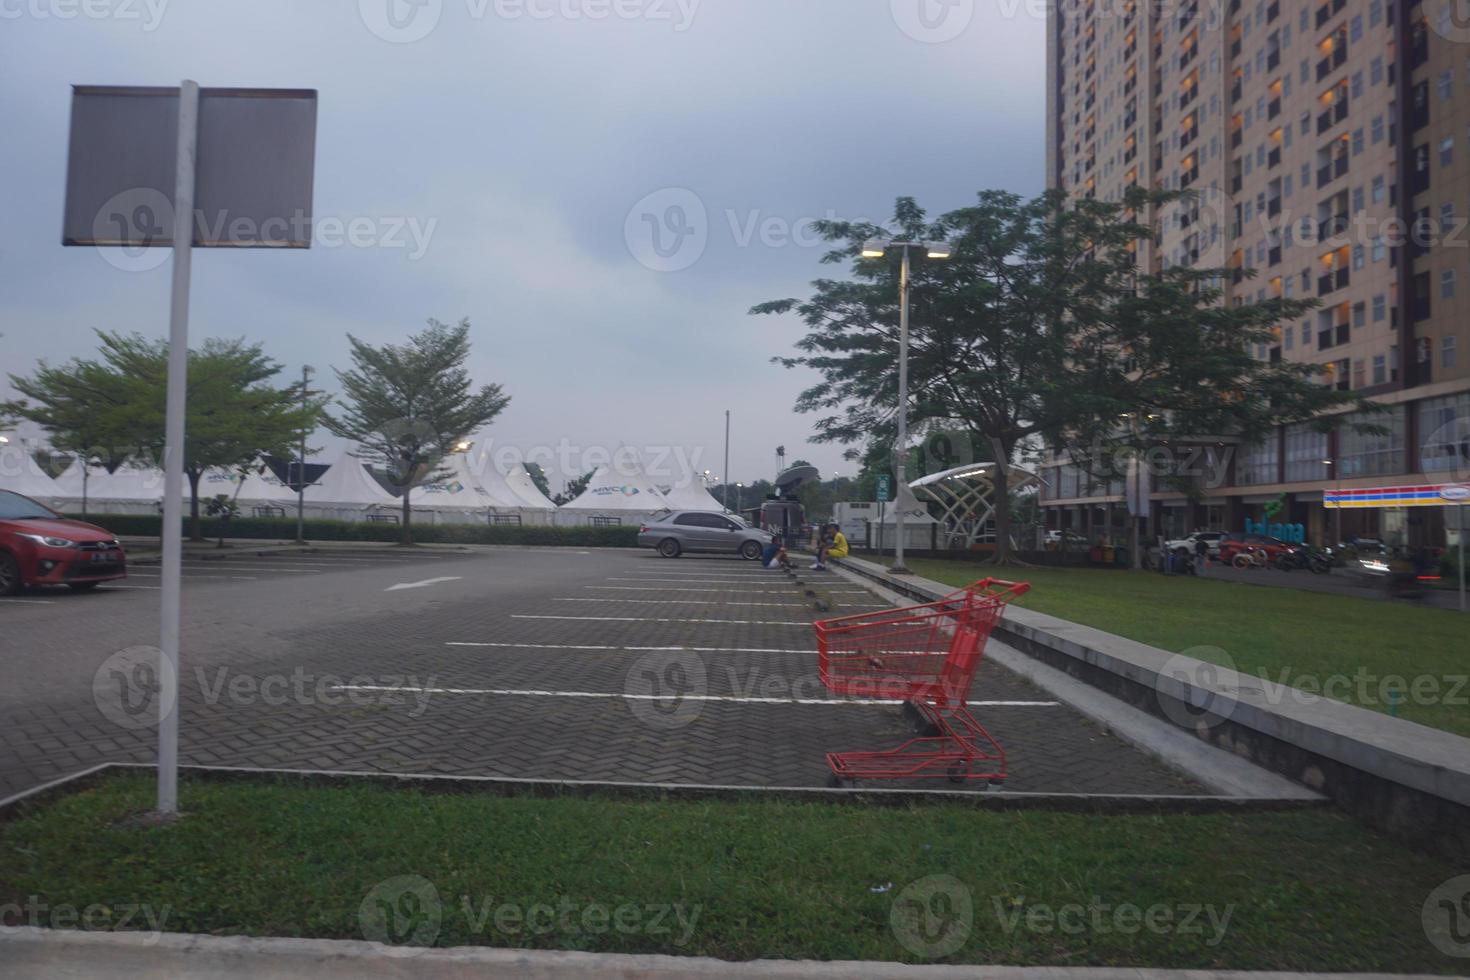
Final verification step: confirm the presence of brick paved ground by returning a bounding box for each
[0,547,1203,797]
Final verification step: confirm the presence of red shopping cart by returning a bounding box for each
[813,578,1030,787]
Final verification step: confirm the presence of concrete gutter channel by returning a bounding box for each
[832,554,1470,860]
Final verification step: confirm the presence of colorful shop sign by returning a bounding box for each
[1325,484,1467,509]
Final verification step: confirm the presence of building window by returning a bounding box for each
[1442,136,1456,168]
[1284,424,1330,482]
[1237,435,1280,485]
[1443,269,1457,299]
[1440,69,1455,101]
[1372,293,1386,321]
[1371,175,1385,202]
[1372,354,1387,384]
[1339,407,1406,477]
[1420,392,1470,472]
[1444,335,1459,370]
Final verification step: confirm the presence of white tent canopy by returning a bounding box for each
[197,464,298,514]
[0,440,66,509]
[558,453,672,523]
[66,462,165,514]
[656,480,726,513]
[409,450,524,524]
[504,463,557,511]
[304,450,398,521]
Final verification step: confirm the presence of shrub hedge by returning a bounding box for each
[62,513,639,548]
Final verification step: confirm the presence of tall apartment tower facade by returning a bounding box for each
[1042,0,1470,549]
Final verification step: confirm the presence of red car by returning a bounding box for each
[0,489,127,595]
[1216,531,1294,563]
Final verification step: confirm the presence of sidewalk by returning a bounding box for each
[0,928,1448,980]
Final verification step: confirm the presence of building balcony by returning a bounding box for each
[1231,128,1243,148]
[1317,267,1350,295]
[1318,213,1349,239]
[1267,49,1281,70]
[1268,97,1281,119]
[1316,46,1347,81]
[1267,197,1282,217]
[1316,155,1348,187]
[1317,98,1349,134]
[1268,146,1282,168]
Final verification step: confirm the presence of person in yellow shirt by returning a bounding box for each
[813,523,848,570]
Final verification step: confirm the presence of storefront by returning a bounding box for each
[1324,483,1469,549]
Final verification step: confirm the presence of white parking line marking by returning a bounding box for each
[385,576,463,592]
[589,586,875,595]
[552,598,883,608]
[127,571,260,580]
[608,577,804,585]
[330,684,1059,708]
[102,585,161,590]
[512,614,810,626]
[0,598,54,604]
[447,642,814,654]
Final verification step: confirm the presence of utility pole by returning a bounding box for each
[296,364,314,545]
[723,410,731,513]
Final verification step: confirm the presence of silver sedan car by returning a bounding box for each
[637,511,772,559]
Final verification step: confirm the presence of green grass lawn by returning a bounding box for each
[0,774,1464,970]
[890,559,1470,737]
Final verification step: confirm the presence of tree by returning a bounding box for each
[5,351,147,517]
[554,470,595,506]
[6,330,325,539]
[524,462,553,500]
[325,319,510,544]
[754,188,1368,563]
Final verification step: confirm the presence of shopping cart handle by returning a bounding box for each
[969,578,1032,599]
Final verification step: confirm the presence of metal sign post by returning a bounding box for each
[155,79,199,815]
[63,82,316,816]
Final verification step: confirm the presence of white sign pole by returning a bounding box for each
[157,79,198,816]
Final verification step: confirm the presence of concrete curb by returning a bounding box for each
[0,927,1450,980]
[0,763,1326,821]
[833,555,1470,857]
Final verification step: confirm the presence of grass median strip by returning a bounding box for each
[891,559,1470,738]
[0,772,1461,971]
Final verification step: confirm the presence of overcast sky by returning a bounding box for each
[1,0,1045,493]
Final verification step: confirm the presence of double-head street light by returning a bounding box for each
[861,238,952,575]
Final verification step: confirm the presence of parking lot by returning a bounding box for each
[0,547,1205,798]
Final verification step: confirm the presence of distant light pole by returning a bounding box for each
[1324,458,1340,547]
[295,365,314,545]
[723,410,731,513]
[735,481,744,513]
[861,238,952,575]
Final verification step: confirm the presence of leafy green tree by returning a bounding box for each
[754,188,1364,563]
[7,330,325,539]
[524,462,553,500]
[325,318,510,544]
[554,469,595,506]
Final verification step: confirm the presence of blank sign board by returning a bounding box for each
[62,86,317,248]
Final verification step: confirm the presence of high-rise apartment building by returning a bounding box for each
[1042,0,1470,549]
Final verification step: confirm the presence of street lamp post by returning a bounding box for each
[735,482,744,514]
[861,238,951,575]
[295,365,314,546]
[1324,458,1340,548]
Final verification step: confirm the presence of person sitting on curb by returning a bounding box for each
[813,523,848,570]
[761,534,790,570]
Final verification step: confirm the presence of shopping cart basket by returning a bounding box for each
[813,578,1030,787]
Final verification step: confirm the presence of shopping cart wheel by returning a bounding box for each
[946,761,969,784]
[826,773,851,789]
